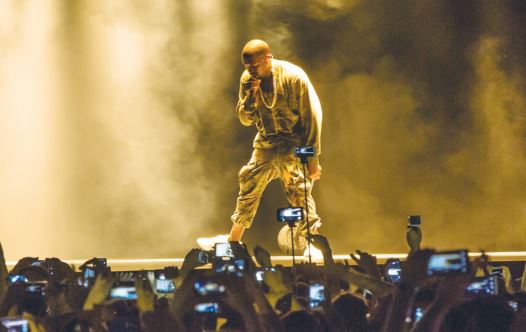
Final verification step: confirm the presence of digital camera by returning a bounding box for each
[194,302,220,314]
[466,276,498,295]
[295,146,315,158]
[407,215,421,227]
[109,282,137,300]
[8,275,28,285]
[154,272,175,294]
[309,283,325,309]
[0,317,29,332]
[427,250,471,276]
[276,207,303,222]
[194,279,226,296]
[384,259,402,283]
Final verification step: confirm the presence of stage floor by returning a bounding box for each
[6,251,526,271]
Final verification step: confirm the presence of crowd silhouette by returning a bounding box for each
[0,227,524,331]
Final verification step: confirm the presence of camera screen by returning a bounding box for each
[0,317,30,332]
[215,243,234,258]
[214,259,245,275]
[276,207,303,222]
[194,302,220,314]
[84,267,96,279]
[194,280,226,296]
[413,307,424,322]
[197,251,209,264]
[509,301,518,312]
[8,275,28,285]
[490,267,504,278]
[295,146,315,157]
[110,286,138,300]
[309,283,325,308]
[155,279,175,294]
[466,276,498,295]
[427,250,470,276]
[30,260,45,267]
[407,215,421,227]
[384,260,402,283]
[254,268,276,283]
[76,277,90,288]
[25,282,46,296]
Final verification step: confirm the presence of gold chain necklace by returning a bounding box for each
[258,67,277,109]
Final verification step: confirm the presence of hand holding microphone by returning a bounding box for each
[242,77,261,104]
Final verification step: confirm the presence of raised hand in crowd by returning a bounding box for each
[471,249,490,277]
[176,248,207,287]
[350,250,381,279]
[254,245,273,269]
[82,272,114,311]
[79,257,110,277]
[222,271,284,331]
[311,234,391,296]
[135,278,155,313]
[170,269,270,331]
[400,248,435,287]
[135,277,180,331]
[382,249,435,332]
[406,226,422,255]
[262,267,297,312]
[412,274,473,332]
[229,241,258,274]
[309,234,334,265]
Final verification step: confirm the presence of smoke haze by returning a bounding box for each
[1,0,525,260]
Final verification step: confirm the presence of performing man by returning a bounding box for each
[199,39,323,249]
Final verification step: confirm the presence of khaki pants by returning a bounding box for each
[231,143,321,237]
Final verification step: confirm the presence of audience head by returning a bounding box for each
[332,293,368,332]
[281,310,322,332]
[441,295,515,332]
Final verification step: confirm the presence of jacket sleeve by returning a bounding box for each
[298,75,322,156]
[236,80,258,126]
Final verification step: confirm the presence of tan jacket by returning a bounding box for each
[236,59,322,156]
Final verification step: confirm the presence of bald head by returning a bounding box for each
[241,39,273,78]
[242,39,271,60]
